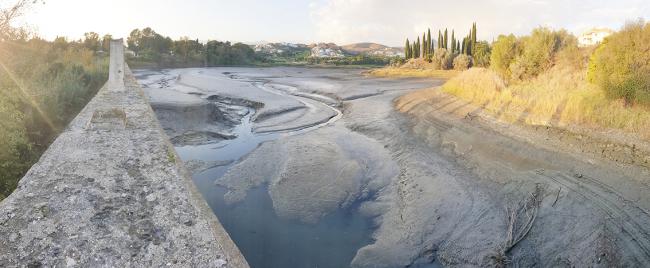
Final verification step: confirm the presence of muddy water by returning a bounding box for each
[174,108,373,268]
[142,69,373,268]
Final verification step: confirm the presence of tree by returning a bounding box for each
[427,28,433,55]
[490,34,520,78]
[52,36,68,50]
[588,21,650,106]
[472,41,491,67]
[509,27,574,80]
[462,37,467,54]
[415,36,421,58]
[471,22,478,53]
[205,41,255,66]
[422,32,427,58]
[127,29,142,56]
[451,30,456,54]
[83,32,100,51]
[101,34,112,52]
[438,30,443,49]
[0,0,42,41]
[444,29,448,49]
[404,38,411,59]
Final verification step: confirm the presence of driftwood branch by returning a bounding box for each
[489,184,544,267]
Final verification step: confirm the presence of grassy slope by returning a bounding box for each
[441,67,650,140]
[367,67,459,79]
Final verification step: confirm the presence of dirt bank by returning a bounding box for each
[394,88,650,266]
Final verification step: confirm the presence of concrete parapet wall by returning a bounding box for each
[0,41,248,267]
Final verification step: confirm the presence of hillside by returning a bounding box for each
[342,42,404,57]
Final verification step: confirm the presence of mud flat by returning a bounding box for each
[136,67,650,267]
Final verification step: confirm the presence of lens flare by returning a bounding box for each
[0,50,58,133]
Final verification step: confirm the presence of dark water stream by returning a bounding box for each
[173,82,375,268]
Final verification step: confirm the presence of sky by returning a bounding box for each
[18,0,650,46]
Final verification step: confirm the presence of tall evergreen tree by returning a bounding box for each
[444,28,448,49]
[438,30,442,49]
[422,32,427,58]
[415,36,420,58]
[451,30,456,53]
[471,22,477,54]
[427,28,432,55]
[405,38,411,59]
[457,40,460,53]
[461,37,466,54]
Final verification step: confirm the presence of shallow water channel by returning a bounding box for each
[171,78,374,267]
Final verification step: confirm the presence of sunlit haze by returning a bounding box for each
[23,0,650,46]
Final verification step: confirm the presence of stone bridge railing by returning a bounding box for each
[0,40,248,267]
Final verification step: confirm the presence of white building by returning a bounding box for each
[578,28,614,47]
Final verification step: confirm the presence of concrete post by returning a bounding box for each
[108,39,125,91]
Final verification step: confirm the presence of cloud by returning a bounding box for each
[310,0,650,46]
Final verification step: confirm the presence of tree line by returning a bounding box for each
[126,27,255,68]
[402,23,490,70]
[405,23,479,60]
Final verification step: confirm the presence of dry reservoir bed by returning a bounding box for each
[135,67,650,267]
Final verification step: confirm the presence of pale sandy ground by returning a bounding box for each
[137,67,650,267]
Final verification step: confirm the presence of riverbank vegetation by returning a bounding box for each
[401,23,490,71]
[375,23,489,78]
[0,1,108,200]
[125,28,403,68]
[441,21,650,140]
[125,27,257,68]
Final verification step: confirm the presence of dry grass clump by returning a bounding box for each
[367,57,460,79]
[368,67,458,79]
[442,66,650,140]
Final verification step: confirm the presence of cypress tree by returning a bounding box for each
[457,40,460,53]
[422,32,427,58]
[415,36,420,58]
[451,30,455,53]
[444,29,448,49]
[427,28,432,55]
[461,37,466,54]
[471,22,477,54]
[438,30,442,49]
[405,38,411,59]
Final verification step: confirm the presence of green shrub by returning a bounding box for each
[491,28,578,81]
[510,28,575,80]
[453,54,472,70]
[490,34,520,78]
[432,48,454,70]
[588,21,650,106]
[472,41,491,67]
[0,39,108,200]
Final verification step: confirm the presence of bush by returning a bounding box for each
[453,54,472,70]
[433,48,454,70]
[509,28,576,80]
[588,21,650,106]
[472,41,491,67]
[0,87,32,200]
[490,28,579,81]
[490,34,520,78]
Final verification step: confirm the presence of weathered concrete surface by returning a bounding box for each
[0,40,248,267]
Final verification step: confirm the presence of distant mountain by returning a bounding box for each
[342,42,404,57]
